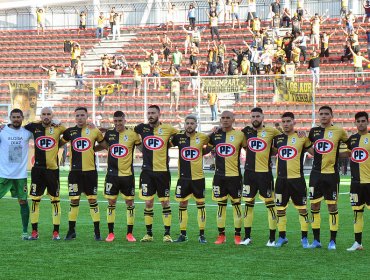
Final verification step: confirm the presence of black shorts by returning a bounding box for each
[350,182,370,209]
[48,81,56,91]
[175,178,205,202]
[275,177,307,210]
[246,12,257,21]
[242,171,274,202]
[320,48,329,57]
[30,167,60,198]
[212,175,242,202]
[309,171,339,203]
[139,170,171,201]
[68,170,98,199]
[79,24,86,30]
[104,175,135,200]
[71,59,77,68]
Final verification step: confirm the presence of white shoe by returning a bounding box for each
[239,238,252,246]
[347,241,363,251]
[266,240,276,247]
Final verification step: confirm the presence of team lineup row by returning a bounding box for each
[0,105,369,251]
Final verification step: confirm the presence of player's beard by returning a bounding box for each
[148,117,158,125]
[186,128,195,134]
[42,119,51,126]
[12,121,22,128]
[252,120,262,128]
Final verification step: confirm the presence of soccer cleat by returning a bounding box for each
[64,231,76,241]
[275,237,288,248]
[266,240,276,247]
[126,233,136,242]
[327,240,336,250]
[347,241,364,251]
[198,235,207,244]
[301,237,309,249]
[52,231,60,241]
[240,237,252,246]
[214,235,226,244]
[94,234,103,241]
[174,234,188,242]
[163,235,173,243]
[309,239,322,249]
[105,233,115,242]
[21,232,29,240]
[234,235,241,245]
[140,234,154,242]
[28,230,39,240]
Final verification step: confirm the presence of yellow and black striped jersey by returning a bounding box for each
[134,123,178,172]
[62,126,104,171]
[347,132,370,183]
[273,133,311,179]
[308,125,348,174]
[171,131,209,180]
[24,122,66,170]
[242,126,281,172]
[104,128,141,177]
[209,129,246,177]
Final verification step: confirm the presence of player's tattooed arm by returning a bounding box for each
[94,139,108,152]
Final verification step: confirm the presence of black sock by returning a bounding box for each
[69,221,76,232]
[269,229,276,242]
[53,225,59,233]
[218,228,225,235]
[244,227,251,239]
[127,225,133,234]
[313,228,320,242]
[301,231,308,239]
[146,225,153,236]
[181,230,187,236]
[108,223,114,234]
[330,230,337,242]
[32,223,38,231]
[199,229,205,236]
[94,221,100,235]
[355,233,362,244]
[164,226,170,236]
[235,228,241,236]
[279,231,286,239]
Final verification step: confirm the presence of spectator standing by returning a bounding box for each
[108,7,116,35]
[167,3,176,31]
[340,42,353,63]
[78,11,87,35]
[70,42,81,75]
[158,33,172,62]
[217,40,226,73]
[363,0,370,23]
[228,54,239,75]
[293,31,309,64]
[36,8,46,35]
[152,61,162,90]
[96,12,106,38]
[170,69,181,112]
[111,12,122,40]
[349,46,370,86]
[207,91,218,121]
[282,8,291,27]
[206,11,222,41]
[187,64,200,95]
[231,0,241,30]
[320,30,337,64]
[133,64,142,97]
[308,50,320,88]
[188,3,196,30]
[40,65,57,98]
[246,0,257,27]
[172,46,183,71]
[73,56,84,90]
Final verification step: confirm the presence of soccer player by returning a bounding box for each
[345,111,370,251]
[171,115,209,243]
[25,107,66,240]
[134,105,178,242]
[241,107,281,246]
[94,111,141,242]
[209,111,246,245]
[61,107,104,241]
[308,106,348,249]
[273,112,312,248]
[0,109,32,240]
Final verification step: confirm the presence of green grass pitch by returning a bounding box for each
[0,170,369,279]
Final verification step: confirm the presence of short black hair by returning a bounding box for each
[282,112,295,119]
[319,105,333,115]
[355,111,369,121]
[251,107,263,114]
[148,105,160,112]
[10,108,23,117]
[75,106,88,113]
[113,110,125,118]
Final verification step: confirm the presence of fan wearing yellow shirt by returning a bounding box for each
[349,46,370,86]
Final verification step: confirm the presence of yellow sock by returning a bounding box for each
[68,202,79,222]
[89,202,100,222]
[329,210,339,231]
[232,202,242,229]
[51,200,61,226]
[127,205,135,226]
[30,200,40,224]
[144,208,154,226]
[277,212,287,233]
[107,204,116,224]
[197,203,206,231]
[299,212,309,232]
[311,210,321,229]
[354,210,364,233]
[267,203,277,230]
[217,202,227,229]
[243,203,254,227]
[162,206,172,227]
[179,207,188,231]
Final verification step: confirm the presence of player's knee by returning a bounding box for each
[88,198,97,204]
[108,199,117,206]
[18,199,28,205]
[146,200,154,209]
[310,202,320,211]
[161,200,170,208]
[50,196,60,203]
[71,198,80,205]
[179,201,188,208]
[298,209,308,215]
[328,204,337,212]
[125,199,134,207]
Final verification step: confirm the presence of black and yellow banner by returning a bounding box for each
[273,78,313,103]
[9,82,38,123]
[202,77,247,94]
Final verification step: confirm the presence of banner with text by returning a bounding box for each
[9,82,39,123]
[273,78,313,103]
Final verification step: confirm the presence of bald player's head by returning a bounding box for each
[41,107,54,126]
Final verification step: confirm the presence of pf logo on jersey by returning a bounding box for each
[351,147,369,163]
[72,137,92,152]
[181,147,200,161]
[314,139,334,154]
[248,137,267,152]
[143,136,164,150]
[216,143,236,157]
[278,146,298,160]
[110,144,128,158]
[35,136,56,151]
